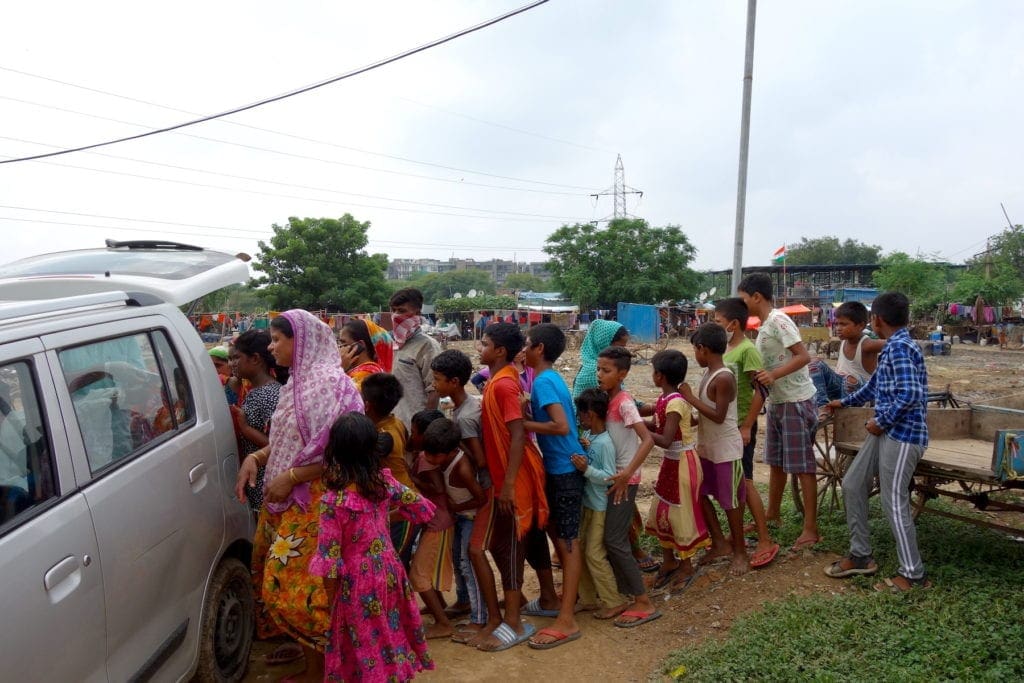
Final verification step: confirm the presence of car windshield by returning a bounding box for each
[0,248,237,281]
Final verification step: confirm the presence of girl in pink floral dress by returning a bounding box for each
[310,412,436,682]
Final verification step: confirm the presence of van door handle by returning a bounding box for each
[44,555,82,603]
[188,463,208,492]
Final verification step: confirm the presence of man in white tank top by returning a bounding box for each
[810,302,884,408]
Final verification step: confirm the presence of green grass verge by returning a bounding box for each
[663,493,1024,681]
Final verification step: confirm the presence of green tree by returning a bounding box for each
[786,237,883,266]
[544,218,702,310]
[503,272,549,291]
[434,294,517,314]
[251,215,389,312]
[872,252,947,318]
[410,270,495,304]
[950,224,1024,306]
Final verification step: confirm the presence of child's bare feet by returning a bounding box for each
[729,552,750,576]
[698,543,732,567]
[423,622,454,640]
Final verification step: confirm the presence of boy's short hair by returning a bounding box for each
[389,287,424,311]
[715,297,749,328]
[423,417,462,454]
[597,345,632,371]
[527,323,566,363]
[836,301,869,326]
[360,373,403,416]
[737,272,774,301]
[411,409,445,435]
[651,349,687,386]
[574,387,609,421]
[691,322,728,355]
[483,322,525,358]
[872,292,910,327]
[430,349,473,385]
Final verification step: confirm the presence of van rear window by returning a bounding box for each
[0,249,237,281]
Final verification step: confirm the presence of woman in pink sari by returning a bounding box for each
[235,309,363,681]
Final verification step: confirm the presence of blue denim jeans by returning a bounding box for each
[809,359,863,407]
[453,513,486,624]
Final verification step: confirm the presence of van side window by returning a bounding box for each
[60,333,183,474]
[151,331,195,432]
[0,362,56,527]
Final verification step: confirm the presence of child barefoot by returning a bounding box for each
[681,323,749,576]
[644,350,710,592]
[311,412,435,682]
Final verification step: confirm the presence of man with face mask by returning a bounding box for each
[389,288,442,429]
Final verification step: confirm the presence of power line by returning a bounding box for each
[395,96,612,154]
[0,0,550,165]
[3,135,584,221]
[0,65,607,182]
[12,156,578,223]
[0,94,593,194]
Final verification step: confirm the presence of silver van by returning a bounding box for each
[0,240,256,682]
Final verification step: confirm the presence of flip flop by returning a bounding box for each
[874,576,932,593]
[789,536,822,553]
[521,598,560,618]
[750,543,781,569]
[823,556,878,578]
[668,573,697,596]
[263,642,304,665]
[651,566,681,592]
[637,555,660,573]
[614,609,663,628]
[527,627,582,650]
[450,625,485,645]
[476,622,537,652]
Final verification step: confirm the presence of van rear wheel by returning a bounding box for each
[194,557,254,682]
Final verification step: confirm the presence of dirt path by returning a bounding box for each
[244,339,1019,682]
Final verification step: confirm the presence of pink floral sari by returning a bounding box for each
[265,309,364,514]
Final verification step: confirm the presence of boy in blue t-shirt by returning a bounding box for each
[521,323,584,649]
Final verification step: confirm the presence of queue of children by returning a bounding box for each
[237,282,930,681]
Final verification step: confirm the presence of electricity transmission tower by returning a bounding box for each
[590,154,643,223]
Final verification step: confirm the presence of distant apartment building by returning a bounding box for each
[387,257,551,286]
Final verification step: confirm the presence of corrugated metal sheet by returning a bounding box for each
[616,302,660,343]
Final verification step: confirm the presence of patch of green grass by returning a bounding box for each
[664,493,1024,681]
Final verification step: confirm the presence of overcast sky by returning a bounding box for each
[2,0,1022,274]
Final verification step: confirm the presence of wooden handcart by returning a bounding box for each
[824,400,1024,534]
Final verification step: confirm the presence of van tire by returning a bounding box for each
[194,557,254,682]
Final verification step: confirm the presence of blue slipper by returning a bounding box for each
[476,622,537,652]
[521,598,559,618]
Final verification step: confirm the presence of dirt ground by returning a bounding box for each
[244,338,1022,682]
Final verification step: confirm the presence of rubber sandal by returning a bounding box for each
[521,598,560,617]
[651,566,681,591]
[874,576,932,593]
[750,543,781,569]
[668,573,697,596]
[824,556,878,578]
[614,609,663,628]
[264,642,304,665]
[637,555,660,573]
[527,627,582,650]
[789,536,822,553]
[476,622,536,652]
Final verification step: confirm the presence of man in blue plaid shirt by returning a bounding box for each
[822,292,931,592]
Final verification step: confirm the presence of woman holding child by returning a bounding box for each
[235,309,364,681]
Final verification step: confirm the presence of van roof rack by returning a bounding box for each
[105,239,203,251]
